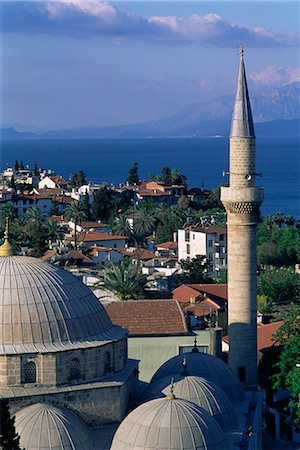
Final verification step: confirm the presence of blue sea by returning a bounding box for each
[0,137,299,218]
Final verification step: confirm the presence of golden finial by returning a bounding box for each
[167,378,175,400]
[0,218,14,257]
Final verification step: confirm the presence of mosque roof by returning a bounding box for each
[150,351,244,403]
[0,256,126,354]
[143,375,238,431]
[111,395,225,450]
[15,403,92,450]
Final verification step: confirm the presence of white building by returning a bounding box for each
[178,225,227,277]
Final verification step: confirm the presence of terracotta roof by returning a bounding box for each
[77,232,128,242]
[41,250,92,263]
[172,284,228,303]
[105,300,188,336]
[127,248,156,260]
[49,175,67,185]
[136,190,170,198]
[184,298,221,316]
[80,221,109,229]
[87,245,119,256]
[223,320,284,352]
[156,241,178,249]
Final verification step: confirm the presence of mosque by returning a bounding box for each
[0,48,264,449]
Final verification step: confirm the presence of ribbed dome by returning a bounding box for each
[144,375,237,431]
[0,256,125,354]
[150,352,244,403]
[15,403,92,450]
[111,396,225,450]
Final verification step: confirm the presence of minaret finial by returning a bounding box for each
[240,45,244,59]
[0,218,14,257]
[192,337,199,353]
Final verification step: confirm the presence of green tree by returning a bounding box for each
[24,208,48,257]
[13,160,19,171]
[177,255,213,285]
[160,167,172,185]
[171,168,187,186]
[177,195,190,209]
[45,219,63,247]
[257,294,273,315]
[271,306,300,428]
[92,187,115,222]
[134,208,156,235]
[19,160,24,170]
[33,160,38,176]
[126,162,139,185]
[81,193,92,221]
[215,269,227,284]
[0,398,22,450]
[65,201,87,249]
[99,260,147,300]
[257,267,300,303]
[70,170,87,188]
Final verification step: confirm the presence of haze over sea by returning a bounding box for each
[1,137,299,218]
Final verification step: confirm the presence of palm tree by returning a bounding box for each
[134,208,156,235]
[45,219,63,248]
[99,260,147,300]
[113,214,132,237]
[0,204,16,228]
[65,201,87,249]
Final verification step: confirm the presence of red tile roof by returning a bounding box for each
[172,284,228,303]
[42,250,92,263]
[156,241,178,249]
[77,232,128,242]
[80,221,109,229]
[105,300,188,336]
[184,298,221,316]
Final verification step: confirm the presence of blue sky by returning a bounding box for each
[0,0,299,130]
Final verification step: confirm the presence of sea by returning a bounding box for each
[0,136,299,218]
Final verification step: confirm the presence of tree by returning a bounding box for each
[171,168,187,186]
[0,398,22,450]
[33,160,38,176]
[13,160,19,171]
[81,193,92,221]
[70,170,86,188]
[177,195,190,209]
[126,162,139,185]
[176,255,213,285]
[134,208,156,235]
[160,167,172,185]
[65,201,87,249]
[45,219,63,247]
[271,306,300,428]
[19,160,24,170]
[257,294,273,315]
[99,260,147,300]
[92,187,115,222]
[215,269,227,284]
[257,267,300,303]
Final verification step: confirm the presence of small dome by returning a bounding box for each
[150,352,244,403]
[111,396,225,450]
[0,256,125,354]
[15,403,92,450]
[144,375,237,431]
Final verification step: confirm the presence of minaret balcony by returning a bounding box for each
[221,186,264,214]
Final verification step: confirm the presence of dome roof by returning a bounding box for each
[111,396,225,450]
[0,256,125,354]
[150,352,244,403]
[144,375,237,431]
[15,403,92,450]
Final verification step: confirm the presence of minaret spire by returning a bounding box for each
[0,218,14,257]
[230,46,255,139]
[221,49,263,388]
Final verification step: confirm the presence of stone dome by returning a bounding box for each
[15,403,92,450]
[150,351,244,403]
[0,256,125,354]
[144,375,238,431]
[111,395,225,450]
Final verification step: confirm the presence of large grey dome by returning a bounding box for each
[144,375,238,431]
[150,352,244,403]
[0,256,125,354]
[111,395,225,450]
[15,403,92,450]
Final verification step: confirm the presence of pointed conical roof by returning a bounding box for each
[230,47,255,138]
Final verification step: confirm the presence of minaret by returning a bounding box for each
[221,48,264,388]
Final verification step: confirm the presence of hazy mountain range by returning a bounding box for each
[2,81,299,139]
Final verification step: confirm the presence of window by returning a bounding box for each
[24,361,36,383]
[179,345,208,355]
[208,253,213,261]
[220,234,225,241]
[104,351,111,373]
[208,239,213,247]
[193,234,195,240]
[184,231,190,242]
[186,244,190,255]
[238,366,246,383]
[70,358,80,380]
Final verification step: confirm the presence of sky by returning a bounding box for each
[0,0,299,130]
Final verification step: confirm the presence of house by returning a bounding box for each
[68,221,111,234]
[12,194,53,218]
[38,175,68,190]
[178,225,227,277]
[42,249,93,266]
[73,231,128,249]
[104,299,222,382]
[85,245,123,266]
[156,241,178,257]
[187,187,210,203]
[172,283,228,333]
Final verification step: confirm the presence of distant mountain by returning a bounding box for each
[0,127,37,139]
[1,82,299,139]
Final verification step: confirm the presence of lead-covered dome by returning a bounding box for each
[111,395,225,450]
[150,352,244,403]
[0,256,125,354]
[15,403,92,450]
[144,375,238,431]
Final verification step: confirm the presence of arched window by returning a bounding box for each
[104,351,111,374]
[70,358,80,380]
[24,361,36,383]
